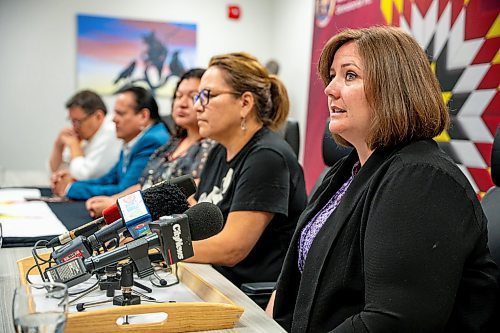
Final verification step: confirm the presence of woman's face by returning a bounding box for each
[324,41,373,148]
[194,66,242,143]
[172,78,200,131]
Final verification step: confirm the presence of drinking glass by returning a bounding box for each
[12,282,68,333]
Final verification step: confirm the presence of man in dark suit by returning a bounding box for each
[52,86,169,200]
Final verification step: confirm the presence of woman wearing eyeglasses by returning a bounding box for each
[86,68,216,217]
[187,53,307,299]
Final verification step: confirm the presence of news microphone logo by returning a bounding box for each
[151,214,194,265]
[59,249,85,263]
[118,191,152,239]
[172,223,185,260]
[52,237,92,264]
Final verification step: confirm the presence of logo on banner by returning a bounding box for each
[315,0,336,28]
[316,0,374,27]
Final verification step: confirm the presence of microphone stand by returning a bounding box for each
[113,262,141,307]
[98,264,121,297]
[76,261,158,313]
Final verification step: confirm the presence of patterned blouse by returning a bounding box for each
[139,137,216,189]
[297,161,360,272]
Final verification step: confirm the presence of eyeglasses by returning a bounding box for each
[193,89,240,106]
[68,113,94,127]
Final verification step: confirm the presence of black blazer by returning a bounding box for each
[274,139,498,332]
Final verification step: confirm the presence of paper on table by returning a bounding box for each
[0,188,41,202]
[0,201,67,237]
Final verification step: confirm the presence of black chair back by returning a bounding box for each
[481,126,500,331]
[278,119,300,157]
[309,119,352,197]
[321,120,353,167]
[482,127,500,263]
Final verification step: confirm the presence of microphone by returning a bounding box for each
[45,203,223,287]
[150,174,197,198]
[87,182,190,250]
[46,175,196,247]
[52,183,190,263]
[149,201,224,266]
[46,216,104,248]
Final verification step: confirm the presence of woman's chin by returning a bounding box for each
[198,126,210,138]
[328,123,346,136]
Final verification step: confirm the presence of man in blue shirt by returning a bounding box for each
[52,86,169,200]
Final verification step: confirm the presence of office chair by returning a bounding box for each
[277,119,300,157]
[482,126,500,267]
[480,126,500,330]
[309,119,352,197]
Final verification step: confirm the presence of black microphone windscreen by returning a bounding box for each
[184,202,224,241]
[168,175,197,197]
[142,183,189,220]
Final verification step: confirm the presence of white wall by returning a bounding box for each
[0,0,314,186]
[270,0,315,162]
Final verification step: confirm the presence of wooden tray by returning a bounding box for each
[17,254,244,332]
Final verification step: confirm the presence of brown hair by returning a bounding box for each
[208,52,289,131]
[171,68,206,138]
[318,26,449,149]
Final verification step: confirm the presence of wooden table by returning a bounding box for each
[0,247,285,333]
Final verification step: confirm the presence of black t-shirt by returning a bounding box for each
[196,127,307,287]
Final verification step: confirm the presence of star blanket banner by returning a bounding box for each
[305,0,499,197]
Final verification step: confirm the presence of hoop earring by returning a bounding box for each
[240,117,247,131]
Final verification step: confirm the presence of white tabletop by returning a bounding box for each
[0,247,285,333]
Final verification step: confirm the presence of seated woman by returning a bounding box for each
[86,68,215,217]
[269,26,498,331]
[186,52,307,292]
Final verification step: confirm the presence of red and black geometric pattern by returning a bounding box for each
[383,0,500,196]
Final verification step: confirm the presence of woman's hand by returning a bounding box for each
[265,290,276,317]
[186,210,273,266]
[86,196,115,217]
[51,170,73,197]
